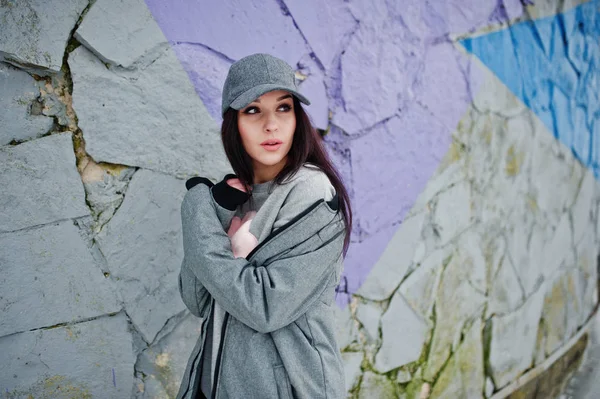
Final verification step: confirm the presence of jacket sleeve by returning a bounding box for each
[178,175,250,318]
[178,260,211,318]
[181,182,345,333]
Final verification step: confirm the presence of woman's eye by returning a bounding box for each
[243,106,259,114]
[278,103,292,112]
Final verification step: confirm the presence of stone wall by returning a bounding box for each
[1,0,598,398]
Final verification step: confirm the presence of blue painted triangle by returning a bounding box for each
[461,0,600,178]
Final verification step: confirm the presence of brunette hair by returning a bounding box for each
[221,97,353,255]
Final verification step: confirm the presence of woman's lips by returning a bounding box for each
[260,140,282,151]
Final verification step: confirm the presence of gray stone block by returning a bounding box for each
[424,251,486,381]
[136,312,203,398]
[357,211,427,301]
[429,319,484,399]
[358,371,397,399]
[0,132,89,232]
[399,248,446,321]
[84,166,136,233]
[375,292,428,372]
[341,351,363,393]
[489,288,545,389]
[0,0,88,73]
[0,62,53,146]
[575,233,598,328]
[334,305,360,350]
[355,300,382,343]
[488,255,526,316]
[0,220,121,337]
[572,169,595,245]
[171,42,231,124]
[433,180,473,246]
[74,0,167,68]
[0,312,135,398]
[69,45,230,180]
[95,169,188,343]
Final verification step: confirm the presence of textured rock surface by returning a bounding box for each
[430,319,484,399]
[513,330,588,399]
[542,214,574,280]
[95,169,187,343]
[489,288,546,388]
[574,232,598,327]
[488,251,526,316]
[69,45,230,179]
[433,180,473,247]
[349,103,449,238]
[0,132,89,232]
[296,54,329,130]
[83,166,136,233]
[0,220,120,337]
[462,0,600,177]
[358,371,398,399]
[331,21,421,134]
[136,313,202,398]
[425,245,486,381]
[0,313,135,398]
[144,0,307,67]
[485,377,495,398]
[399,248,447,321]
[335,304,360,350]
[375,292,429,372]
[340,223,398,306]
[542,269,584,356]
[283,0,357,70]
[75,0,167,68]
[171,43,232,123]
[572,170,596,245]
[0,0,88,72]
[2,0,599,398]
[0,62,53,145]
[414,41,474,131]
[341,351,363,393]
[355,300,382,343]
[357,211,427,301]
[382,0,498,38]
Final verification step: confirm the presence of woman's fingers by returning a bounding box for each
[226,178,247,193]
[227,216,242,238]
[228,211,255,245]
[230,223,258,258]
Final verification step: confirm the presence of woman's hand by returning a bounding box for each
[226,178,247,193]
[227,211,258,258]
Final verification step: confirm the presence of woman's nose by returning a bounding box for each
[263,112,278,133]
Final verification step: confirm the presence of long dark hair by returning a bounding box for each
[221,97,353,255]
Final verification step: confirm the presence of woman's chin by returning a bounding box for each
[252,155,288,175]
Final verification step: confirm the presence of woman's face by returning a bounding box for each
[238,90,296,184]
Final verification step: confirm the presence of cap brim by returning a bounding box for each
[229,83,311,112]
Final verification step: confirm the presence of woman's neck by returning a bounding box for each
[253,158,287,184]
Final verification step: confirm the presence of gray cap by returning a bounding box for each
[221,53,310,116]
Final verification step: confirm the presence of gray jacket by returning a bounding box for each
[176,176,346,399]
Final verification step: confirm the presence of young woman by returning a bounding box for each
[176,53,352,399]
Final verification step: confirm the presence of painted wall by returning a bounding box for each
[0,0,598,397]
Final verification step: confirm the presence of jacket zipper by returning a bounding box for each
[210,312,230,399]
[210,194,339,398]
[245,195,337,260]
